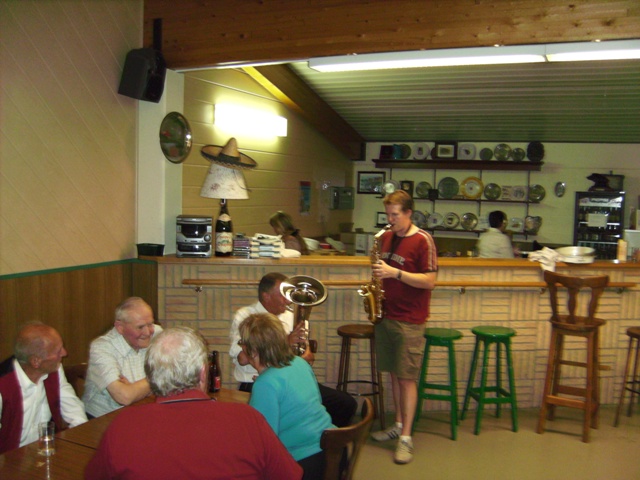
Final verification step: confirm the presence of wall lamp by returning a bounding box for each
[214,103,288,137]
[308,39,640,72]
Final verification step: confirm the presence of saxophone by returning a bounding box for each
[358,225,390,324]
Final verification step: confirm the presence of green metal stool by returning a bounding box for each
[462,326,518,435]
[413,327,463,440]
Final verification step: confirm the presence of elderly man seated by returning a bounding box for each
[0,322,87,454]
[83,297,162,418]
[85,326,302,480]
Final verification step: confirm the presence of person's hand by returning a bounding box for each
[288,322,308,346]
[372,260,394,279]
[301,348,315,366]
[117,375,131,385]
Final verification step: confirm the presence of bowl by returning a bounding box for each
[304,238,320,251]
[555,246,595,257]
[136,243,164,256]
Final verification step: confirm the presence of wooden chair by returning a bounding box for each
[321,397,374,480]
[64,363,88,397]
[537,271,609,443]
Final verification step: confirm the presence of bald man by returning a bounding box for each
[0,323,87,454]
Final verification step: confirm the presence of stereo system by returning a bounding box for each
[176,215,213,258]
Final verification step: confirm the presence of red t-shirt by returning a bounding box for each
[379,229,438,324]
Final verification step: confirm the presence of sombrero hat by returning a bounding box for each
[200,137,257,170]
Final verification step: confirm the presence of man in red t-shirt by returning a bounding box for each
[369,190,438,465]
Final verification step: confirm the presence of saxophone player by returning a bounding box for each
[369,190,438,465]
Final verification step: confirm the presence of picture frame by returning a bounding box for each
[400,180,414,197]
[376,212,388,227]
[357,171,385,194]
[433,142,458,159]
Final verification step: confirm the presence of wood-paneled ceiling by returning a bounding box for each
[144,1,640,156]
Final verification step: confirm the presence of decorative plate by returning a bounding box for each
[511,185,528,201]
[508,217,524,232]
[444,212,460,229]
[400,144,412,159]
[494,143,512,161]
[461,212,479,231]
[483,183,502,200]
[411,210,427,228]
[512,147,526,162]
[458,143,476,160]
[529,184,546,203]
[427,212,444,229]
[479,148,493,161]
[159,112,192,164]
[461,176,484,200]
[437,177,460,199]
[382,179,400,194]
[415,181,432,198]
[524,215,542,234]
[413,143,430,160]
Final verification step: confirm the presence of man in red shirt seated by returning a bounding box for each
[85,326,302,480]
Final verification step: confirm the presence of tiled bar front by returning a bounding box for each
[153,256,639,413]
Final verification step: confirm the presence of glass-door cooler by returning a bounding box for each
[574,191,625,259]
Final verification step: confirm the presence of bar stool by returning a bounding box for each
[413,327,463,440]
[462,326,518,435]
[537,270,609,443]
[336,324,385,429]
[614,326,640,427]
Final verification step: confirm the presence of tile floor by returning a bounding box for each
[354,406,640,480]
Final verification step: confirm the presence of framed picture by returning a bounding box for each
[434,142,458,159]
[400,180,414,197]
[376,212,388,227]
[357,171,385,194]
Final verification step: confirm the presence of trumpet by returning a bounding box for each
[280,275,327,355]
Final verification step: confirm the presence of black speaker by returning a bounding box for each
[118,48,166,103]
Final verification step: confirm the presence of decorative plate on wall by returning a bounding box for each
[461,212,478,231]
[413,143,430,160]
[461,176,484,199]
[415,181,432,198]
[437,177,460,199]
[457,143,476,160]
[159,112,192,164]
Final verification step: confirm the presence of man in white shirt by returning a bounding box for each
[83,297,162,418]
[230,272,357,427]
[477,210,518,258]
[0,323,87,453]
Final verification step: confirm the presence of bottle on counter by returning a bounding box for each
[215,201,233,257]
[617,239,628,262]
[208,350,221,393]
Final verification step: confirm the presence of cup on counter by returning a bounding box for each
[38,421,55,456]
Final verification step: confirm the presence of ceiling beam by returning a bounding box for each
[244,65,365,159]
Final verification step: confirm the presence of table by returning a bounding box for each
[0,388,249,477]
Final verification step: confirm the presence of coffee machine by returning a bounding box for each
[176,215,213,257]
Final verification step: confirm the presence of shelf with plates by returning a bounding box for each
[373,159,543,171]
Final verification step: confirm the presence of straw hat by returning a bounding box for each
[200,137,257,170]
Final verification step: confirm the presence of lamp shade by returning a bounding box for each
[200,163,249,200]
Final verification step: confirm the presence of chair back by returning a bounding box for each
[64,363,88,397]
[321,397,374,480]
[543,271,609,324]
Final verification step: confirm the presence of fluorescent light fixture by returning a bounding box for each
[308,45,547,72]
[545,39,640,62]
[214,103,288,137]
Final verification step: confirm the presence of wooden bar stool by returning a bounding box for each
[336,324,385,429]
[614,326,640,427]
[537,270,609,443]
[413,327,463,440]
[462,326,518,435]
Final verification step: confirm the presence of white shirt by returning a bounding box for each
[229,302,294,383]
[0,360,87,447]
[82,326,163,418]
[476,228,516,259]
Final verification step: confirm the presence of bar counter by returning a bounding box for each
[147,254,639,411]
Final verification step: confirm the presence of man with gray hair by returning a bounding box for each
[85,327,302,480]
[83,297,163,418]
[0,323,87,453]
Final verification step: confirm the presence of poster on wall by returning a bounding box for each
[300,181,311,215]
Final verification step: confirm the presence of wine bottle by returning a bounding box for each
[208,350,221,393]
[215,201,233,257]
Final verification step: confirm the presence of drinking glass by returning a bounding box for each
[38,421,55,456]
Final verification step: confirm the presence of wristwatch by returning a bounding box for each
[396,269,402,280]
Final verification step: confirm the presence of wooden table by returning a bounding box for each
[0,388,249,478]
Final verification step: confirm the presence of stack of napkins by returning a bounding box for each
[250,234,284,259]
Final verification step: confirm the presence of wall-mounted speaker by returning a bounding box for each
[118,48,166,103]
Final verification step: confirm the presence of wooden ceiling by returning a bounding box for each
[144,1,640,156]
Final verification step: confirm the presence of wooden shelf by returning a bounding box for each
[373,159,543,171]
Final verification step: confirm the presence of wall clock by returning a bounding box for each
[159,112,192,164]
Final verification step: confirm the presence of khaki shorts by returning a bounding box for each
[375,318,425,380]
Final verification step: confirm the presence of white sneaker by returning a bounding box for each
[394,438,414,464]
[370,424,401,442]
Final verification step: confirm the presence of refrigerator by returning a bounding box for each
[574,191,625,259]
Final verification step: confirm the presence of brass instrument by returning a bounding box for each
[358,225,391,324]
[280,275,327,355]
